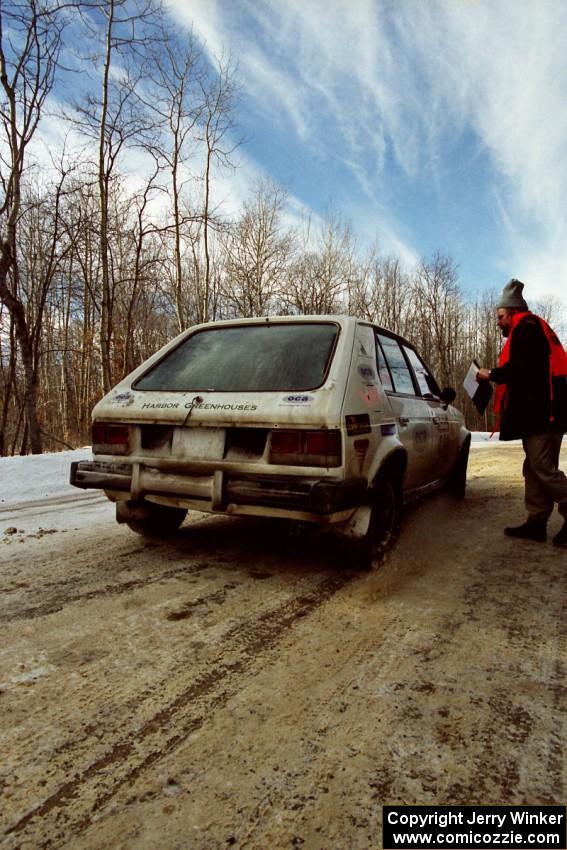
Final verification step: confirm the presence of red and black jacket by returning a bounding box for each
[490,312,567,441]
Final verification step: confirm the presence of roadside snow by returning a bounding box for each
[469,433,567,447]
[471,432,499,443]
[0,447,112,536]
[470,432,519,446]
[0,447,92,507]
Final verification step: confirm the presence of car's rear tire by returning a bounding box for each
[450,439,470,500]
[356,472,402,569]
[116,500,187,538]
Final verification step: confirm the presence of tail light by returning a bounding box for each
[269,429,341,468]
[92,422,130,455]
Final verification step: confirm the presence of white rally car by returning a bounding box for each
[71,315,470,567]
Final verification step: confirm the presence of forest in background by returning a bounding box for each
[1,1,564,456]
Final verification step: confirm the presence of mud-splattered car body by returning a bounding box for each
[71,316,470,563]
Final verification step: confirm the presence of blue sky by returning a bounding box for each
[164,0,567,308]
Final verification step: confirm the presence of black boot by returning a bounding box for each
[553,521,567,547]
[504,520,547,541]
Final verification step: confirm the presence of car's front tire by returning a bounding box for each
[449,438,470,500]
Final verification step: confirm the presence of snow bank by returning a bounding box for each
[0,447,111,536]
[0,447,92,508]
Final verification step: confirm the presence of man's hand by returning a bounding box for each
[476,368,491,382]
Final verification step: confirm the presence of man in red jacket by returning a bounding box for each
[477,279,567,547]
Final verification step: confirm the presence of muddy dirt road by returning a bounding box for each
[1,445,566,850]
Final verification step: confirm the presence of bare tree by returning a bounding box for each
[221,179,295,317]
[144,30,204,331]
[70,0,163,392]
[412,252,462,387]
[199,56,239,323]
[286,213,359,314]
[0,1,67,452]
[352,253,412,335]
[533,294,566,340]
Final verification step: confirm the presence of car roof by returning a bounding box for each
[188,314,417,351]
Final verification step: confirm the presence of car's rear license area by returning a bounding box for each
[71,420,359,518]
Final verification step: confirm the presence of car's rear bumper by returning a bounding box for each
[70,460,366,516]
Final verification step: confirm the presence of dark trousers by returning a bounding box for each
[522,434,567,521]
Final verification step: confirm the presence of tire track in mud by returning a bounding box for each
[0,518,317,623]
[0,491,106,517]
[32,569,335,769]
[4,569,333,791]
[231,628,402,850]
[446,551,567,804]
[0,539,165,595]
[0,560,213,623]
[4,568,359,848]
[1,520,246,622]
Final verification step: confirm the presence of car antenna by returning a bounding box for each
[182,395,203,427]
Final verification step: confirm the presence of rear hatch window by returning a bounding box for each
[134,323,339,392]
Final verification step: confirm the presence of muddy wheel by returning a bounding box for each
[449,439,470,501]
[356,473,402,570]
[116,500,187,538]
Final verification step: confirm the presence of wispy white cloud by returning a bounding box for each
[242,49,312,143]
[395,0,567,302]
[167,0,420,259]
[166,0,567,305]
[165,0,226,66]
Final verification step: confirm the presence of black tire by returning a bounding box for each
[450,439,470,501]
[116,500,187,538]
[356,473,402,569]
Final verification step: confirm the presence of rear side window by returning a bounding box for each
[134,323,339,392]
[374,335,394,391]
[376,334,416,395]
[403,346,441,397]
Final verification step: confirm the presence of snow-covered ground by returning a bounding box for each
[0,447,92,508]
[470,431,502,444]
[0,447,112,536]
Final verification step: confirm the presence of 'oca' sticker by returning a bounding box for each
[282,394,314,405]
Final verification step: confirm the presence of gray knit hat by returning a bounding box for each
[498,279,528,310]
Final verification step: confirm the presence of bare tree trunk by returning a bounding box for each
[202,143,212,324]
[200,59,239,322]
[0,267,42,452]
[0,2,66,452]
[98,0,115,394]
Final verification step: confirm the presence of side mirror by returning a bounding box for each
[439,387,456,406]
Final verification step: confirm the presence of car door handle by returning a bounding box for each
[399,416,409,426]
[431,416,439,425]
